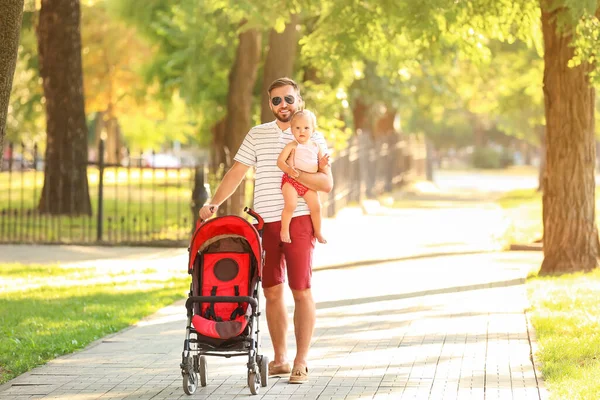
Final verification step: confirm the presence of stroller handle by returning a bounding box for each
[186,295,258,312]
[244,207,264,232]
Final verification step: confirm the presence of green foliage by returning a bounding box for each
[571,14,600,83]
[118,93,200,149]
[544,0,598,31]
[108,0,238,147]
[302,80,353,150]
[544,1,600,85]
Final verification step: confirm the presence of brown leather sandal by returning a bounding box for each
[288,365,308,384]
[268,361,291,376]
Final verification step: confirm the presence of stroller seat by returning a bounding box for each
[191,251,252,339]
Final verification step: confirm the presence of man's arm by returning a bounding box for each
[295,154,333,193]
[199,161,250,219]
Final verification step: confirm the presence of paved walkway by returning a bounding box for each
[0,198,549,399]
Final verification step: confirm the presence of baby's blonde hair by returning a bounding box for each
[290,109,317,130]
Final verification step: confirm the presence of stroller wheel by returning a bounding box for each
[182,371,198,395]
[259,355,269,387]
[199,355,207,387]
[247,370,260,395]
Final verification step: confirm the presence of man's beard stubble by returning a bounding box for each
[272,108,293,123]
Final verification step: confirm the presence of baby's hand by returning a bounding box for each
[288,167,300,179]
[287,148,296,169]
[318,153,331,170]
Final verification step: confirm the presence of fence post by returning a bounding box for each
[96,139,105,242]
[328,167,336,217]
[425,138,434,181]
[349,137,359,203]
[191,161,210,231]
[385,135,393,193]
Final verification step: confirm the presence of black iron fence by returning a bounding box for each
[0,141,199,246]
[0,132,416,246]
[321,133,410,216]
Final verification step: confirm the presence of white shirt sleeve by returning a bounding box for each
[312,130,329,153]
[233,130,256,167]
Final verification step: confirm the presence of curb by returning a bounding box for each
[525,309,549,400]
[509,243,543,252]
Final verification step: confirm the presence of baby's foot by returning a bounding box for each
[281,231,292,243]
[315,232,327,244]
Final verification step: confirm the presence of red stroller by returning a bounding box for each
[180,207,268,395]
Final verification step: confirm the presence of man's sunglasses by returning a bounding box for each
[271,95,295,106]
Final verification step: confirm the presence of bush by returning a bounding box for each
[471,147,514,169]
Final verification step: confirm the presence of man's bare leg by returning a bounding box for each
[264,284,289,368]
[291,288,316,368]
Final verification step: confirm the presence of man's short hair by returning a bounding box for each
[267,77,301,98]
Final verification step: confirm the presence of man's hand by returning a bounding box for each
[318,153,331,170]
[199,204,218,221]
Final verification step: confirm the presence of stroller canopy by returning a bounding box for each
[188,215,262,276]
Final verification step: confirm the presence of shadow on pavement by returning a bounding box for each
[315,277,525,310]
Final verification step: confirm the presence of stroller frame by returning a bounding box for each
[180,207,268,396]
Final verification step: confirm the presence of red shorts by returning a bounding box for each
[261,215,315,290]
[281,174,309,196]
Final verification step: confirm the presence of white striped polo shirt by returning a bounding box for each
[233,120,328,223]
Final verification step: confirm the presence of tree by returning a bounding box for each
[222,25,262,214]
[37,0,91,215]
[81,2,155,163]
[260,15,300,123]
[300,0,599,273]
[539,2,599,274]
[0,0,25,162]
[111,1,303,215]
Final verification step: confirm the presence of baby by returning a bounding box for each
[277,109,327,244]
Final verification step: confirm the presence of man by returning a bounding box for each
[199,77,333,384]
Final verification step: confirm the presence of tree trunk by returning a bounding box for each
[210,118,226,173]
[352,97,372,136]
[539,4,599,274]
[260,14,299,123]
[0,0,25,164]
[37,0,92,215]
[303,66,319,84]
[373,107,396,139]
[537,126,545,192]
[472,114,485,148]
[104,116,121,165]
[222,26,261,216]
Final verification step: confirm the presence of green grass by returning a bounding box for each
[0,262,189,384]
[499,188,600,398]
[527,270,600,399]
[497,188,600,245]
[497,189,543,245]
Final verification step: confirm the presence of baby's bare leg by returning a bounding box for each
[281,183,298,243]
[303,189,326,244]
